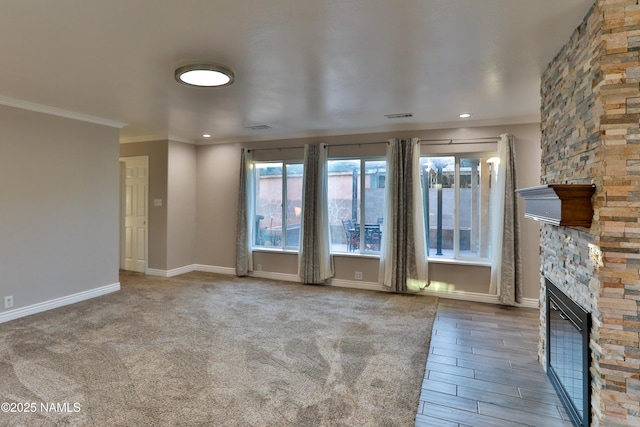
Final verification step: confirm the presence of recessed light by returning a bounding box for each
[459,113,471,118]
[175,64,235,87]
[202,134,211,138]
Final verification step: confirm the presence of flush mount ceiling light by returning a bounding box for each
[175,64,235,87]
[459,113,471,118]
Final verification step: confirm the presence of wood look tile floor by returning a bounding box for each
[415,299,574,427]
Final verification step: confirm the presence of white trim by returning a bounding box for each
[145,268,169,277]
[166,265,197,277]
[420,288,538,308]
[0,95,126,129]
[120,155,149,274]
[136,264,540,309]
[194,264,235,275]
[249,270,301,282]
[146,264,237,277]
[0,283,121,324]
[145,266,196,277]
[518,298,539,309]
[329,279,385,292]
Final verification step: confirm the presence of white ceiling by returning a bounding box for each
[0,0,594,144]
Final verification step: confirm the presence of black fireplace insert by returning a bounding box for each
[546,278,591,427]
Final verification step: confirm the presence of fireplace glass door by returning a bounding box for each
[546,279,590,427]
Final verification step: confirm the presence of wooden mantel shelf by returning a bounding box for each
[515,184,595,227]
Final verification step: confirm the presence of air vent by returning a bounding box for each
[244,124,272,130]
[385,113,413,119]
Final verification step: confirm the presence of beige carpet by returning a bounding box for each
[0,272,437,426]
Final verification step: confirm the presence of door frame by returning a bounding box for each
[119,155,149,273]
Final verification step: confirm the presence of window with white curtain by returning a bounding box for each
[327,158,386,254]
[420,152,497,262]
[253,161,303,250]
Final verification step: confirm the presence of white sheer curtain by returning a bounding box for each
[298,143,334,284]
[489,133,522,305]
[235,148,255,276]
[379,138,428,293]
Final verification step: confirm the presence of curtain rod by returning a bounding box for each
[420,137,498,145]
[247,137,498,152]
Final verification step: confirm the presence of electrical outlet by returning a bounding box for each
[4,295,13,309]
[354,271,363,280]
[257,264,262,271]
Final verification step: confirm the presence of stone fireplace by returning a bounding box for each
[540,1,640,426]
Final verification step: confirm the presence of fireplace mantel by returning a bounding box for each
[515,184,595,227]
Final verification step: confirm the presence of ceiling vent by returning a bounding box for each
[385,113,413,119]
[244,124,272,130]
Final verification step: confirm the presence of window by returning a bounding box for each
[327,159,386,254]
[420,154,496,261]
[253,162,303,249]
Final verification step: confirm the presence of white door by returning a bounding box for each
[121,156,148,272]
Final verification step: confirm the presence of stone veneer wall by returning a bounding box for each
[540,1,640,425]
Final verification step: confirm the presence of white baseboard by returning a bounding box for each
[329,279,385,292]
[517,298,539,309]
[146,265,196,277]
[249,270,301,283]
[192,264,301,282]
[147,264,236,277]
[420,288,538,308]
[145,268,170,277]
[142,264,539,309]
[194,264,235,275]
[0,282,121,324]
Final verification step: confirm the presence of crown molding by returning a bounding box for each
[0,95,126,129]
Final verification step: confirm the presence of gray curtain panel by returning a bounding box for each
[298,143,333,284]
[498,134,522,305]
[379,138,428,293]
[235,149,253,276]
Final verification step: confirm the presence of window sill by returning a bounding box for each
[427,257,491,267]
[252,247,299,254]
[331,252,380,259]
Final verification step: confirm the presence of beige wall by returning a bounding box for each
[120,139,198,272]
[0,105,120,313]
[167,141,197,270]
[120,140,169,270]
[195,143,243,268]
[195,122,542,299]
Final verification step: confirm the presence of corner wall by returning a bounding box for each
[167,141,197,270]
[120,140,198,273]
[120,140,169,271]
[0,105,120,320]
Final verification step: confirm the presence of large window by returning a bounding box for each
[253,162,303,249]
[420,154,495,261]
[327,159,386,254]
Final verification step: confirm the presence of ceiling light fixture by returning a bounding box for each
[202,134,211,138]
[175,64,235,87]
[459,113,471,118]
